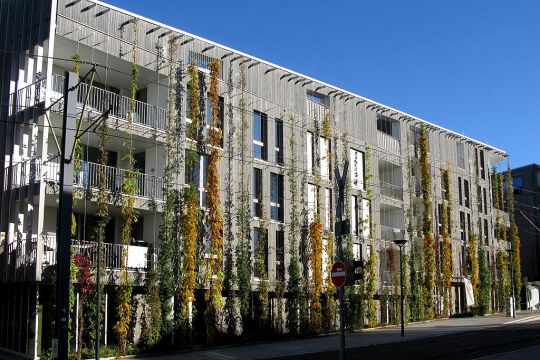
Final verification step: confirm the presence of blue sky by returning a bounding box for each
[105,0,539,169]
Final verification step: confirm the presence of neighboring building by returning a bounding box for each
[511,164,540,281]
[0,0,510,357]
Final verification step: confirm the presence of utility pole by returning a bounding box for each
[55,71,77,360]
[335,160,349,360]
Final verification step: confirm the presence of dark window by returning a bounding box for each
[478,186,483,213]
[377,115,393,137]
[479,150,486,180]
[352,195,359,236]
[437,204,443,235]
[185,149,208,207]
[458,177,463,206]
[253,227,268,277]
[270,173,284,222]
[467,213,471,242]
[253,110,268,160]
[484,219,489,245]
[253,168,263,218]
[276,230,285,281]
[460,211,466,241]
[483,188,488,214]
[513,176,523,189]
[275,119,284,165]
[457,143,465,169]
[464,179,470,208]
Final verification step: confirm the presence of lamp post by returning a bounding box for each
[94,215,111,360]
[507,247,516,318]
[393,237,407,337]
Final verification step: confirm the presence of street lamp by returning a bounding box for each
[507,247,516,319]
[393,232,407,337]
[94,215,111,360]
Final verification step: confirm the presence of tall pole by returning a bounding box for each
[55,71,77,360]
[335,160,348,360]
[399,245,405,337]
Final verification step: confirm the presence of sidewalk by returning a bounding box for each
[137,312,540,359]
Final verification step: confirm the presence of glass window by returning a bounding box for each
[253,168,263,218]
[460,211,466,241]
[307,131,314,174]
[276,230,285,281]
[350,149,365,190]
[513,176,523,189]
[324,188,332,230]
[275,119,284,165]
[457,143,465,169]
[361,199,370,237]
[320,137,331,180]
[458,177,463,206]
[351,195,359,236]
[270,173,284,222]
[353,243,362,260]
[184,149,207,207]
[253,110,268,160]
[377,115,393,136]
[464,179,470,208]
[308,183,317,223]
[253,227,268,278]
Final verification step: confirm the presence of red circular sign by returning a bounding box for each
[331,261,347,288]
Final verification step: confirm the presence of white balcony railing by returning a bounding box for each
[42,235,154,270]
[51,74,167,132]
[4,156,164,201]
[377,131,401,155]
[8,77,47,115]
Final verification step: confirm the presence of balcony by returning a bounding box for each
[50,74,167,133]
[307,98,329,124]
[8,77,47,115]
[0,234,156,281]
[4,156,164,202]
[379,181,403,201]
[41,235,155,271]
[377,131,401,155]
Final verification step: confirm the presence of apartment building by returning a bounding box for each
[0,0,510,357]
[510,164,540,282]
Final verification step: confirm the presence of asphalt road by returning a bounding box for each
[272,321,540,359]
[150,313,540,360]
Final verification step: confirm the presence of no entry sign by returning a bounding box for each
[331,261,347,288]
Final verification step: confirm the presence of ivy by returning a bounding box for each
[223,55,237,338]
[180,186,198,340]
[495,249,511,312]
[406,157,422,322]
[235,64,252,334]
[419,125,435,319]
[255,216,270,332]
[440,168,452,317]
[115,22,138,354]
[477,245,491,314]
[365,249,378,327]
[74,254,92,359]
[286,131,302,336]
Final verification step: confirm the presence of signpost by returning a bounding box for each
[331,261,347,288]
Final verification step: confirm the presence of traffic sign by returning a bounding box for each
[331,261,347,288]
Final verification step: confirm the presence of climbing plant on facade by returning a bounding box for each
[204,59,225,343]
[419,125,435,319]
[286,131,302,336]
[477,245,491,314]
[440,168,452,317]
[115,22,138,354]
[235,63,252,335]
[223,60,237,337]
